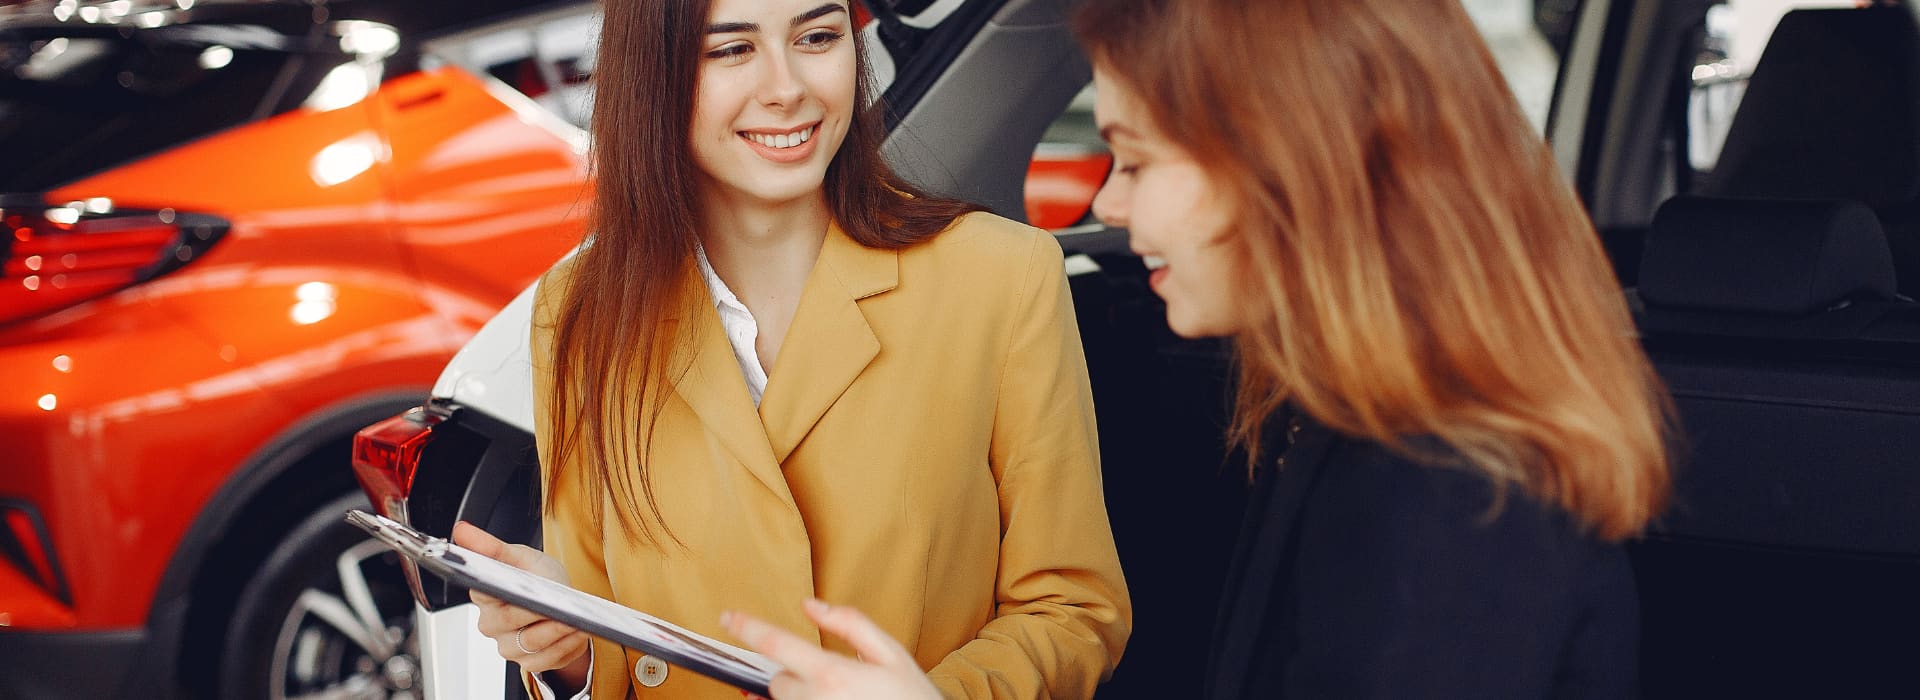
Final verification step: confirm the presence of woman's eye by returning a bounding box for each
[797,30,845,50]
[705,43,751,60]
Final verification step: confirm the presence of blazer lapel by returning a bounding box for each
[1208,415,1338,700]
[757,222,895,464]
[669,270,791,506]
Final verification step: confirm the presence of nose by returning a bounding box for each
[758,49,806,109]
[1091,163,1129,227]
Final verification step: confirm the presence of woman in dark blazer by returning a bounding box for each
[1207,416,1642,698]
[720,1,1674,698]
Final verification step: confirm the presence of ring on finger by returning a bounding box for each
[515,625,537,655]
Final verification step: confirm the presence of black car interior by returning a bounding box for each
[1625,6,1920,697]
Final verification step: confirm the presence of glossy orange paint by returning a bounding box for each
[378,67,591,322]
[0,68,579,630]
[0,562,75,629]
[1026,151,1112,230]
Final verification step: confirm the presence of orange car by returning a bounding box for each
[0,1,1108,698]
[0,2,588,697]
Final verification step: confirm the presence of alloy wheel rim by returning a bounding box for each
[267,538,420,700]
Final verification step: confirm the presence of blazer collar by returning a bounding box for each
[670,222,900,504]
[1207,411,1340,700]
[670,294,784,504]
[758,222,897,463]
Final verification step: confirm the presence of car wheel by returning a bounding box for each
[218,491,423,700]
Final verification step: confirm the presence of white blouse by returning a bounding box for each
[694,245,770,406]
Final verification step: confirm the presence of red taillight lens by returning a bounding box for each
[0,197,229,325]
[352,407,443,520]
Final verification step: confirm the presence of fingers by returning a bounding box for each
[802,599,912,669]
[505,624,591,674]
[453,521,567,586]
[474,600,555,639]
[767,670,808,700]
[451,521,505,558]
[722,610,839,677]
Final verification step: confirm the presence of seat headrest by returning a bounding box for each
[1702,6,1920,208]
[1639,197,1897,315]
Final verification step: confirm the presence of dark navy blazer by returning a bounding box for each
[1205,417,1641,699]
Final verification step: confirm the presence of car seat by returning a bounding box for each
[1699,6,1920,297]
[1630,194,1920,697]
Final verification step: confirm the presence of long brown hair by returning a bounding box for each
[549,0,979,544]
[1075,0,1672,540]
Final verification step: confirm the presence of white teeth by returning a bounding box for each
[1143,255,1168,270]
[745,126,816,149]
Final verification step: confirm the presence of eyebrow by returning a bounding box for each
[706,3,847,34]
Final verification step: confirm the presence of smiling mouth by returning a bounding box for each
[740,124,818,149]
[1143,256,1167,270]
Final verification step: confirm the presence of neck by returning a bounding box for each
[697,188,832,299]
[700,187,831,250]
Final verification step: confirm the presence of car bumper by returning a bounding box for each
[0,627,146,700]
[414,603,510,700]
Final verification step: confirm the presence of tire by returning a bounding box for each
[217,491,423,700]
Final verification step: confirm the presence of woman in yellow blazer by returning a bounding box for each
[449,0,1129,698]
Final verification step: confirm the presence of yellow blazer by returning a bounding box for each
[529,212,1131,699]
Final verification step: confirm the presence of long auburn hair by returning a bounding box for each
[548,0,979,544]
[1075,0,1673,540]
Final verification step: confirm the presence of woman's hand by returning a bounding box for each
[450,521,592,688]
[722,599,942,700]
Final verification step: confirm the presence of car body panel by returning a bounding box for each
[0,3,592,697]
[429,268,544,432]
[413,604,510,699]
[379,66,589,317]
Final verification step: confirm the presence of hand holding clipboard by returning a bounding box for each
[345,510,781,696]
[449,522,592,688]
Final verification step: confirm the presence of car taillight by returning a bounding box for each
[352,407,445,521]
[0,195,229,325]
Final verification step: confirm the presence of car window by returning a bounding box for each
[1025,83,1106,231]
[1463,0,1564,133]
[421,3,599,130]
[1682,1,1867,177]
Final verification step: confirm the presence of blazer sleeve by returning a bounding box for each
[1279,444,1624,699]
[522,263,633,700]
[925,234,1133,699]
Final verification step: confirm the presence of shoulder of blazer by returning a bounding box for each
[900,211,1061,293]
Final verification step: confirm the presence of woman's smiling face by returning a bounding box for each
[1091,67,1251,338]
[690,0,856,209]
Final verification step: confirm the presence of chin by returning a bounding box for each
[1165,310,1236,339]
[1159,314,1221,339]
[745,172,829,203]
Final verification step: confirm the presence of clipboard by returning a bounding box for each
[345,510,780,696]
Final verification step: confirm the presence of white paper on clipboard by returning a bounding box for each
[345,510,782,695]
